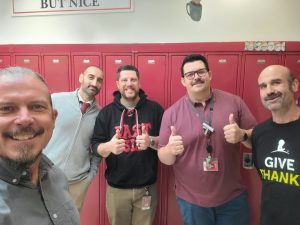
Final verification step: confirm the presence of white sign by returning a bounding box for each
[12,0,134,16]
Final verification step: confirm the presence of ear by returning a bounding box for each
[292,78,299,93]
[53,109,58,121]
[79,73,84,84]
[181,77,186,87]
[207,71,212,81]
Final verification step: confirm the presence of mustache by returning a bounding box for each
[264,92,282,101]
[4,126,44,139]
[88,85,99,92]
[192,78,205,85]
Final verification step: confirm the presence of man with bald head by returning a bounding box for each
[0,67,80,224]
[44,65,104,211]
[252,65,300,225]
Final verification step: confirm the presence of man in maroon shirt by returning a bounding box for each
[158,54,256,225]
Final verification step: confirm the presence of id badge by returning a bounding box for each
[142,195,152,210]
[203,158,219,172]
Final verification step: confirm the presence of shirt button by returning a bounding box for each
[22,171,27,176]
[12,179,17,183]
[53,214,58,219]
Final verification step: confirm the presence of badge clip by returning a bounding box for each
[203,122,214,135]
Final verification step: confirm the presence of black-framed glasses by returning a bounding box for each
[184,68,208,80]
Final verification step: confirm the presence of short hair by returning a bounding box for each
[0,66,52,106]
[116,64,140,80]
[181,54,210,77]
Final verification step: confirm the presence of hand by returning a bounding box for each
[223,113,244,144]
[136,124,150,150]
[110,129,125,155]
[167,126,184,156]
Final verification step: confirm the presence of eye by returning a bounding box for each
[31,104,47,111]
[0,105,16,114]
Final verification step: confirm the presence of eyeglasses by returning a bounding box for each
[183,68,208,80]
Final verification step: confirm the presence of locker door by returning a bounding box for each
[15,55,40,73]
[72,55,103,104]
[242,54,281,225]
[136,54,167,108]
[243,54,281,123]
[73,55,102,225]
[207,54,240,95]
[170,55,187,105]
[42,55,71,93]
[284,54,300,100]
[0,55,11,68]
[103,54,132,105]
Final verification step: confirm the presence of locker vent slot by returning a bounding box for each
[23,59,31,64]
[257,59,266,64]
[148,59,155,64]
[83,59,90,64]
[115,59,122,64]
[52,59,60,64]
[218,59,227,64]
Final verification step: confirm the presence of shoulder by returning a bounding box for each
[253,118,273,136]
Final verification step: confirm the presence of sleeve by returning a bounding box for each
[158,109,173,148]
[91,110,110,157]
[88,152,102,179]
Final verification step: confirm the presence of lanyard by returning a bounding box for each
[186,93,215,155]
[119,108,140,136]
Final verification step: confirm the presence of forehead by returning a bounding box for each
[119,70,138,79]
[0,75,50,103]
[183,60,205,72]
[258,67,288,84]
[84,67,103,78]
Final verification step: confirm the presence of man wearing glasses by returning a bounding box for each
[158,54,256,225]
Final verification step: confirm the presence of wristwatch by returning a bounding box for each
[242,132,248,142]
[149,136,155,147]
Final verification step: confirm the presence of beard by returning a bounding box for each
[2,126,44,168]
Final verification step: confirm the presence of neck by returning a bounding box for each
[120,96,140,108]
[188,89,211,105]
[29,158,41,186]
[272,104,300,124]
[78,89,93,102]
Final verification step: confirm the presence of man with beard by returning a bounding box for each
[91,64,164,225]
[252,65,300,225]
[0,67,80,225]
[43,65,103,211]
[158,54,256,225]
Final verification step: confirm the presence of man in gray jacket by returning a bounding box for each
[44,65,104,212]
[0,67,80,225]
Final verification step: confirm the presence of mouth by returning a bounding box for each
[4,127,44,141]
[264,92,282,102]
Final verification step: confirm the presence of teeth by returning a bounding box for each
[12,134,35,141]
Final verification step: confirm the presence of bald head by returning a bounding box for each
[259,65,295,87]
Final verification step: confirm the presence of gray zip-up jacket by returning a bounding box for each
[43,90,101,182]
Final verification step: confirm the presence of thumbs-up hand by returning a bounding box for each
[167,126,184,156]
[223,113,244,144]
[110,128,125,154]
[136,124,150,150]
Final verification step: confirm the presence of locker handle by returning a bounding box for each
[115,59,122,64]
[297,60,300,64]
[52,59,60,64]
[148,59,155,64]
[83,59,90,64]
[218,59,227,64]
[23,59,31,64]
[257,59,266,64]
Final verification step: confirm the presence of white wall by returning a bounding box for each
[0,0,299,44]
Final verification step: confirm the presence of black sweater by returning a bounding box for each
[91,90,164,188]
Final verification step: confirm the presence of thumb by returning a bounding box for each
[115,128,121,139]
[142,124,147,135]
[229,113,235,124]
[170,126,177,136]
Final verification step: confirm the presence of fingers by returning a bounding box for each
[141,124,147,135]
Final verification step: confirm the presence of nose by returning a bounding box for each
[15,108,34,126]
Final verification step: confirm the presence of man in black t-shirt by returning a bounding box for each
[252,65,300,225]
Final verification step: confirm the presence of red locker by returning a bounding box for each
[169,54,187,105]
[72,54,103,104]
[0,55,11,69]
[207,54,241,95]
[242,54,282,225]
[42,54,71,93]
[284,54,300,99]
[14,54,40,73]
[103,54,133,105]
[135,54,167,108]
